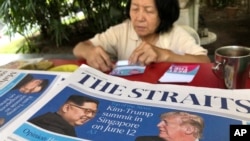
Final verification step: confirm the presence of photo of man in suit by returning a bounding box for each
[28,95,99,137]
[135,111,204,141]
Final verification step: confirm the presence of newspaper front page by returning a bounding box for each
[2,65,250,141]
[0,69,69,138]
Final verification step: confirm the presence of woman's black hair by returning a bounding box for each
[125,0,180,33]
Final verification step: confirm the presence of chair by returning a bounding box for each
[180,25,201,45]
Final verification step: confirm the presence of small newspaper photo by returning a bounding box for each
[0,69,66,133]
[1,65,250,141]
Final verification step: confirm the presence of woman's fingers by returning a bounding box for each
[129,42,145,64]
[87,46,113,72]
[129,41,158,65]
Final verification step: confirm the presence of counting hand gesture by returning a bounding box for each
[85,46,114,72]
[129,41,171,65]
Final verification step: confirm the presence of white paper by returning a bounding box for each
[159,64,200,83]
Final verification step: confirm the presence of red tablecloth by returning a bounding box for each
[50,59,250,89]
[117,62,224,88]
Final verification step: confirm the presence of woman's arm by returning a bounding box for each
[73,40,114,72]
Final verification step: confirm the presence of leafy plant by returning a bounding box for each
[228,0,237,6]
[213,0,237,8]
[0,0,127,53]
[78,0,127,33]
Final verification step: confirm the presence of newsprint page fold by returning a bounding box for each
[1,64,249,141]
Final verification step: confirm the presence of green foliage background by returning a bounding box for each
[212,0,237,8]
[0,0,127,53]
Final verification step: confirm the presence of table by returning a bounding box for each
[0,54,76,66]
[0,54,249,89]
[48,57,250,89]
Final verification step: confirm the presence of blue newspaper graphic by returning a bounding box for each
[5,65,249,141]
[14,86,242,141]
[0,71,58,130]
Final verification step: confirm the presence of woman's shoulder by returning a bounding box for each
[159,25,183,36]
[172,24,198,35]
[110,19,132,30]
[162,24,196,39]
[170,24,188,33]
[108,19,136,38]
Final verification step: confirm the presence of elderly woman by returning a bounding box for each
[73,0,210,72]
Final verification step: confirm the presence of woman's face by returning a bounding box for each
[130,0,160,38]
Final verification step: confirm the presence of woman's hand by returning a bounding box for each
[73,41,114,72]
[129,41,169,65]
[128,41,211,65]
[85,46,114,72]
